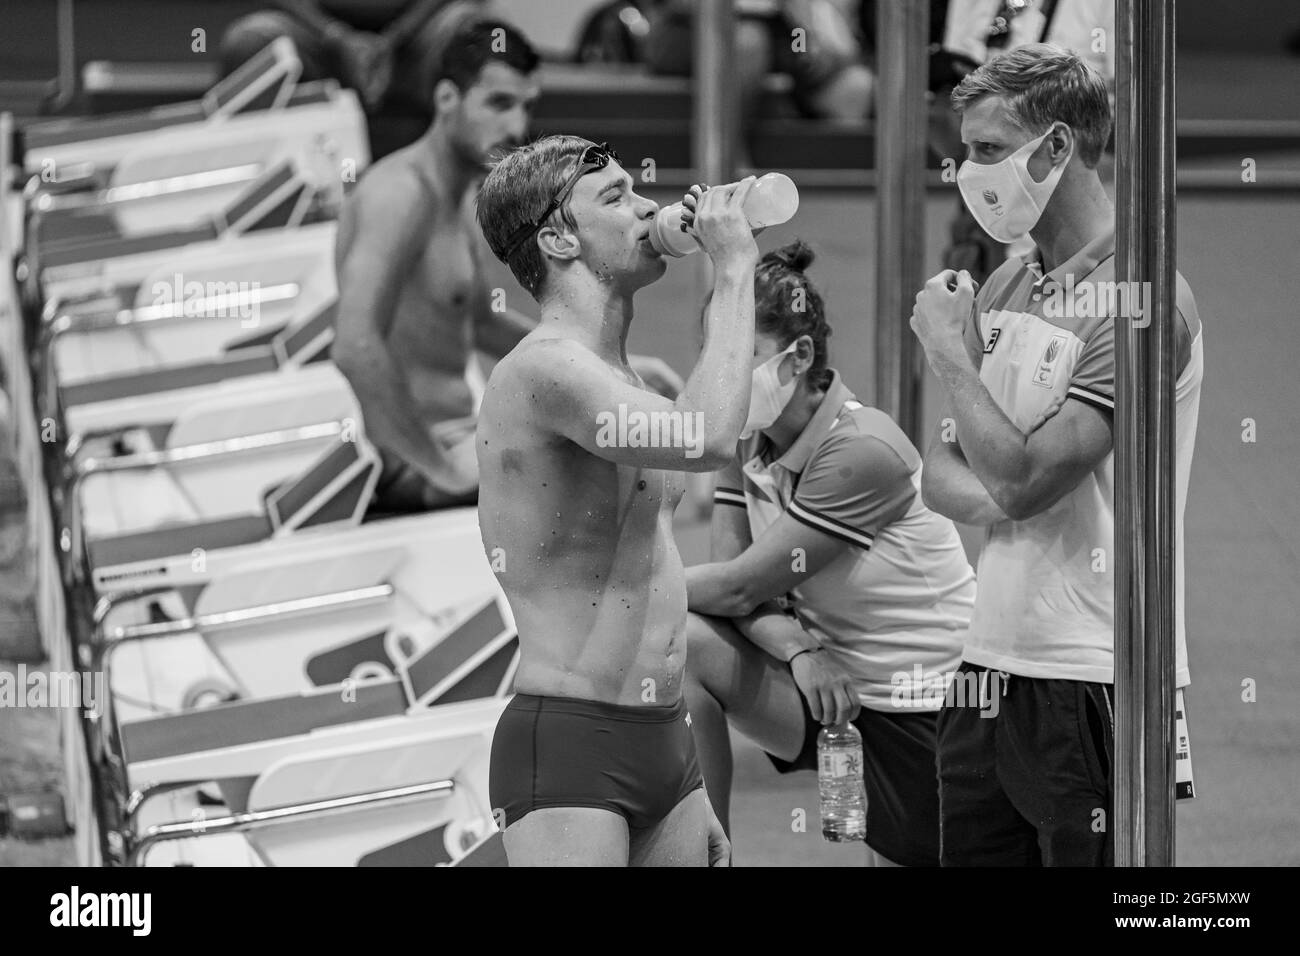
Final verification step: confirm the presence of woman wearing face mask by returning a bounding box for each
[683,240,977,867]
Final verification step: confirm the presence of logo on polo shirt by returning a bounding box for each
[1033,334,1069,388]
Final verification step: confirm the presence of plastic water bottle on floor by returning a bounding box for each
[818,721,867,842]
[649,172,800,258]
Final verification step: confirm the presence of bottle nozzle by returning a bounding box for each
[649,204,699,258]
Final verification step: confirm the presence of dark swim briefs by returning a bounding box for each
[489,693,704,830]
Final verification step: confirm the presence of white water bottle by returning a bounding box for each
[649,172,800,258]
[818,721,867,842]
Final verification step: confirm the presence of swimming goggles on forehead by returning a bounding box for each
[502,142,620,260]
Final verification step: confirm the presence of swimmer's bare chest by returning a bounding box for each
[484,428,685,568]
[385,195,489,417]
[479,422,690,701]
[474,325,701,700]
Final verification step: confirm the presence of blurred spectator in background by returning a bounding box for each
[940,0,1114,86]
[638,0,874,163]
[574,0,656,63]
[218,0,484,115]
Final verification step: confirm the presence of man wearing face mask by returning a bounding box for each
[931,0,1118,278]
[911,45,1204,866]
[683,240,977,867]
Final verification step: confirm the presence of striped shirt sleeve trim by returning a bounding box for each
[1067,385,1115,412]
[712,488,747,508]
[788,499,875,550]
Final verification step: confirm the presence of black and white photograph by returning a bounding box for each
[0,0,1294,911]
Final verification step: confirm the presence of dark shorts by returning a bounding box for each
[490,693,704,831]
[368,447,477,515]
[936,661,1114,867]
[769,699,942,867]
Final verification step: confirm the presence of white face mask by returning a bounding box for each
[957,127,1068,244]
[742,341,799,440]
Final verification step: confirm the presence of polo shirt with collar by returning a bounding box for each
[960,226,1204,686]
[713,370,976,711]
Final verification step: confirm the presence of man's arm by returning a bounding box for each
[332,175,460,488]
[922,429,1009,525]
[511,296,750,474]
[912,270,1113,521]
[920,292,1072,524]
[519,183,759,471]
[922,408,1009,525]
[470,223,536,360]
[919,277,1008,524]
[932,354,1111,520]
[922,390,1072,523]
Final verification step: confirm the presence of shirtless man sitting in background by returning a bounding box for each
[333,15,681,511]
[475,136,758,866]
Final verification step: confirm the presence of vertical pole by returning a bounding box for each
[686,0,737,517]
[874,0,928,443]
[51,0,78,111]
[694,0,737,189]
[1113,0,1178,867]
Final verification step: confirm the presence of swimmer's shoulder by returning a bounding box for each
[487,335,611,419]
[480,338,572,445]
[493,335,595,388]
[347,149,437,226]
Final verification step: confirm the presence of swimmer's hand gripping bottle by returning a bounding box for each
[648,172,800,258]
[817,720,867,842]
